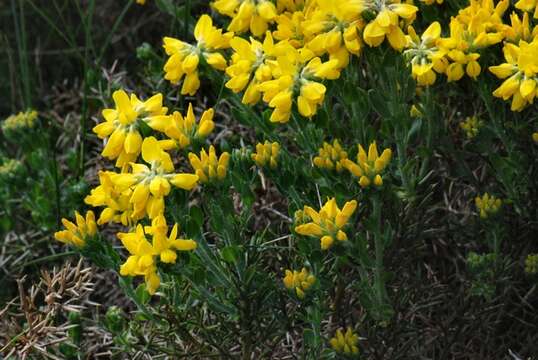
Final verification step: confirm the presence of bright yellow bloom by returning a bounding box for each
[117,224,160,294]
[515,0,538,19]
[313,139,348,172]
[225,32,293,104]
[532,132,538,143]
[330,327,359,354]
[145,215,197,264]
[404,22,445,87]
[460,115,483,139]
[251,141,280,168]
[213,0,278,37]
[343,141,391,188]
[489,39,538,111]
[302,0,364,67]
[93,90,167,170]
[188,145,230,183]
[112,137,199,219]
[436,1,508,82]
[54,211,98,248]
[283,268,316,298]
[152,103,215,150]
[163,15,232,95]
[258,48,340,122]
[273,10,307,47]
[362,2,418,51]
[295,197,357,250]
[503,11,538,44]
[475,193,502,219]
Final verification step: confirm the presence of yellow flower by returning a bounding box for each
[313,139,348,172]
[503,11,538,44]
[515,0,538,19]
[112,137,199,219]
[2,110,39,133]
[404,22,444,86]
[283,268,316,298]
[343,141,391,188]
[436,1,508,82]
[475,193,502,219]
[54,211,98,248]
[213,0,278,37]
[136,0,146,4]
[330,327,359,354]
[93,90,167,170]
[362,2,418,51]
[489,39,538,111]
[145,215,197,264]
[302,0,364,67]
[258,48,340,122]
[117,224,160,294]
[532,132,538,143]
[295,197,357,250]
[225,32,293,105]
[84,171,137,226]
[153,103,215,150]
[188,145,230,183]
[251,141,280,168]
[163,15,232,95]
[460,115,483,139]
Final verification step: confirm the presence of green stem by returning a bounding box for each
[372,193,385,306]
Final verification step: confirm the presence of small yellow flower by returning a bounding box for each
[313,139,348,172]
[329,326,359,355]
[93,90,168,170]
[525,254,538,274]
[475,193,502,219]
[188,145,230,183]
[362,2,418,51]
[460,115,483,139]
[283,268,316,299]
[251,141,280,168]
[532,132,538,143]
[163,15,232,95]
[111,137,199,219]
[153,103,215,150]
[295,197,357,250]
[409,104,422,118]
[343,141,391,188]
[2,110,39,134]
[515,0,538,19]
[117,224,160,294]
[136,0,146,4]
[404,22,444,87]
[54,211,98,248]
[145,215,197,264]
[213,0,278,37]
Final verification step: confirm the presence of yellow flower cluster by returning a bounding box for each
[2,110,39,133]
[59,86,232,294]
[118,215,196,294]
[489,38,538,111]
[329,327,359,354]
[283,267,316,298]
[475,193,502,219]
[163,15,232,95]
[55,211,98,248]
[313,139,348,172]
[251,141,280,168]
[343,141,392,188]
[295,197,357,250]
[189,145,230,183]
[460,115,483,139]
[403,0,509,86]
[525,254,538,274]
